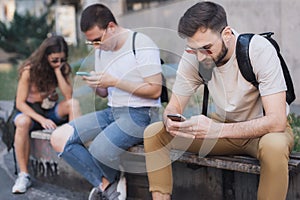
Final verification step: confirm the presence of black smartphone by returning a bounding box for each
[76,71,91,76]
[167,114,186,122]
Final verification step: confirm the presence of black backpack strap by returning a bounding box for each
[132,31,138,56]
[198,64,209,116]
[132,31,169,103]
[277,51,296,104]
[260,32,280,51]
[236,33,259,88]
[202,84,209,116]
[261,33,296,104]
[237,32,296,104]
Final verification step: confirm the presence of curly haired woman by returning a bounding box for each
[11,35,81,194]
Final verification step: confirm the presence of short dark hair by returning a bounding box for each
[178,1,227,38]
[80,4,118,32]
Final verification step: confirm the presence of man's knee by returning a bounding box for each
[144,121,165,139]
[144,121,167,153]
[259,133,291,153]
[50,124,74,152]
[258,133,292,168]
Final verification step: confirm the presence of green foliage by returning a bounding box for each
[289,113,300,152]
[68,43,90,72]
[0,65,108,112]
[0,10,54,60]
[69,45,109,114]
[0,67,18,100]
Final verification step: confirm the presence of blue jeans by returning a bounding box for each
[59,106,155,187]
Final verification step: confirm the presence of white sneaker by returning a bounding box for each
[102,175,127,200]
[12,172,32,194]
[88,187,102,200]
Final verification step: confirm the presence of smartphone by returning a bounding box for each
[76,71,91,76]
[167,114,186,122]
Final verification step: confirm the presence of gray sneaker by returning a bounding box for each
[12,172,32,194]
[102,176,126,200]
[88,187,103,200]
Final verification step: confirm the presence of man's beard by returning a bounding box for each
[202,40,228,69]
[214,40,228,66]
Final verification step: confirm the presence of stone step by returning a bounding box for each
[29,130,91,192]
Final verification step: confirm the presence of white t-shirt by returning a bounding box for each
[95,30,162,107]
[173,31,287,122]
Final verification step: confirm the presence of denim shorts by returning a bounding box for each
[13,101,67,131]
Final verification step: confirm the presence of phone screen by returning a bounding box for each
[76,72,91,76]
[167,114,186,122]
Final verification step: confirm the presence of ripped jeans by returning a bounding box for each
[59,106,156,187]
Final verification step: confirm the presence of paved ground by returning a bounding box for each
[0,138,89,200]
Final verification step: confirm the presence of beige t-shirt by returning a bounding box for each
[173,33,286,122]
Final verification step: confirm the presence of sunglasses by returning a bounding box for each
[185,46,213,55]
[185,27,226,56]
[85,29,107,46]
[50,58,67,64]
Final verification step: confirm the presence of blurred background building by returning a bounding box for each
[0,0,300,109]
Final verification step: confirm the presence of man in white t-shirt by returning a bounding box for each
[50,4,162,200]
[144,2,294,200]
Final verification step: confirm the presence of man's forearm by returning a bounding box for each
[215,115,287,139]
[115,79,161,99]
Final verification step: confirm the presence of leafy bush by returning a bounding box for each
[289,113,300,152]
[0,8,54,61]
[0,67,18,100]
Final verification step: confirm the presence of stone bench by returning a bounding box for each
[125,145,300,200]
[30,130,300,200]
[29,130,91,193]
[128,145,300,175]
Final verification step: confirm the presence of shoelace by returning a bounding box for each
[101,191,121,200]
[16,175,29,184]
[100,193,109,200]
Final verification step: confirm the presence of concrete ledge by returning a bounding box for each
[128,145,300,175]
[31,131,300,175]
[31,130,53,140]
[29,130,91,192]
[29,130,300,200]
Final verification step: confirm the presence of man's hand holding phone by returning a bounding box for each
[166,113,192,138]
[76,71,97,88]
[167,114,186,122]
[77,71,117,90]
